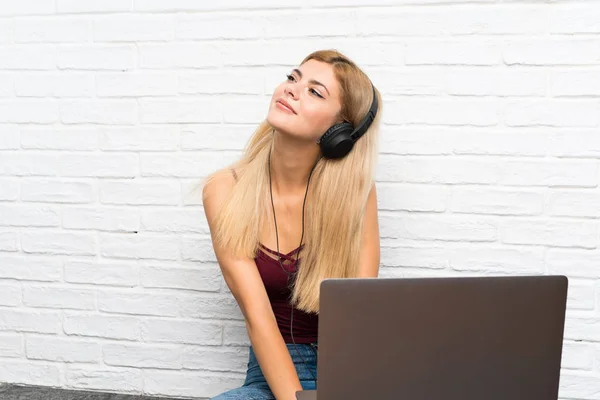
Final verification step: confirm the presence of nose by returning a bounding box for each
[284,83,298,99]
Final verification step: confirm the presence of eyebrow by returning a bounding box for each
[293,68,330,96]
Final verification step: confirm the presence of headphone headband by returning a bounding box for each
[350,83,379,142]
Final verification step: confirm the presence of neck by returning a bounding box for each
[269,130,322,196]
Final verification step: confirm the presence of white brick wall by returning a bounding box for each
[0,1,598,399]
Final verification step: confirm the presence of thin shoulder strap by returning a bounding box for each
[230,168,238,182]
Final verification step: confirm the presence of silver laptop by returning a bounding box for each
[297,275,568,400]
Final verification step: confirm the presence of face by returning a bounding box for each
[266,59,344,142]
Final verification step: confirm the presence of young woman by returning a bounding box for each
[202,49,382,400]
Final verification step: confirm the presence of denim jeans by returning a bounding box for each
[211,343,318,400]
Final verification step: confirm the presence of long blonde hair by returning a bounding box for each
[202,49,381,313]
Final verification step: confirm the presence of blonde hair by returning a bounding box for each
[202,49,381,313]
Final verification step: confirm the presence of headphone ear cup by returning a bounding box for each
[318,122,354,159]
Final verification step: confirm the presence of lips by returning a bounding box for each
[276,99,296,114]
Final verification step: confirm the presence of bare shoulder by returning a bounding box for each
[202,169,236,221]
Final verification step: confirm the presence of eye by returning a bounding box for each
[286,74,296,82]
[309,88,324,98]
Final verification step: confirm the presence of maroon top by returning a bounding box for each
[255,243,319,343]
[230,168,318,343]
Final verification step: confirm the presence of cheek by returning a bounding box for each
[300,105,337,133]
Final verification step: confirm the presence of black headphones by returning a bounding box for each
[316,83,379,159]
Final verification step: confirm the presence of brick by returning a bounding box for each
[135,0,296,11]
[103,343,181,369]
[98,290,179,317]
[498,159,598,187]
[377,156,500,184]
[57,0,132,14]
[139,98,221,124]
[139,43,222,69]
[0,332,22,358]
[100,233,179,261]
[0,230,18,252]
[23,286,96,310]
[0,283,21,306]
[94,15,173,42]
[561,341,594,370]
[65,365,142,392]
[22,230,96,256]
[26,335,101,363]
[0,360,60,387]
[0,1,55,16]
[547,130,600,158]
[448,246,545,275]
[179,71,264,95]
[548,190,600,218]
[380,214,497,242]
[384,98,501,126]
[176,13,263,40]
[140,264,221,292]
[551,70,600,97]
[141,318,222,345]
[0,309,61,334]
[550,4,600,34]
[0,255,62,281]
[21,127,98,150]
[63,206,139,232]
[58,45,135,71]
[505,99,599,127]
[564,317,600,343]
[21,179,95,203]
[0,179,19,200]
[501,219,598,249]
[0,100,58,123]
[100,179,181,206]
[222,97,270,124]
[0,74,14,98]
[141,209,206,234]
[451,130,548,157]
[64,260,138,287]
[140,152,240,178]
[566,280,595,311]
[97,72,177,97]
[15,72,94,97]
[0,126,19,149]
[179,294,242,320]
[60,153,138,178]
[181,236,218,261]
[64,314,140,340]
[15,17,92,43]
[547,249,600,279]
[377,183,447,212]
[182,346,247,372]
[181,124,252,150]
[559,372,600,400]
[504,39,600,66]
[181,180,204,206]
[450,187,543,216]
[100,126,178,151]
[0,204,60,227]
[0,20,12,43]
[406,39,502,66]
[60,99,138,125]
[358,6,547,36]
[223,323,249,346]
[0,152,59,176]
[0,45,56,70]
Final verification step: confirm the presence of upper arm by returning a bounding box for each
[358,183,380,278]
[202,173,275,326]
